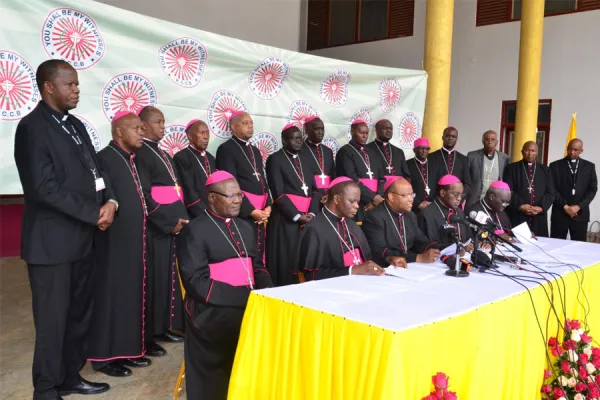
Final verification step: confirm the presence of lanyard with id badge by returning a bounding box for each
[52,114,105,192]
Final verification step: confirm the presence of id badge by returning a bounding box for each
[95,177,106,192]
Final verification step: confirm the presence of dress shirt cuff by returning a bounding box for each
[108,199,119,211]
[293,214,301,222]
[348,266,353,275]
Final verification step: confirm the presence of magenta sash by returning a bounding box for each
[314,174,331,189]
[208,257,254,286]
[358,178,378,192]
[287,194,311,214]
[343,249,363,268]
[242,191,267,210]
[151,186,183,204]
[494,229,505,235]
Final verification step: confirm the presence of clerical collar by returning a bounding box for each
[570,158,578,163]
[323,206,344,222]
[481,199,493,213]
[435,197,452,211]
[284,149,299,158]
[232,135,249,146]
[40,99,69,120]
[442,147,455,154]
[349,141,365,151]
[143,137,158,144]
[306,139,321,147]
[206,208,232,223]
[384,202,402,216]
[110,140,133,157]
[416,157,427,165]
[189,145,207,156]
[485,151,496,159]
[375,138,389,147]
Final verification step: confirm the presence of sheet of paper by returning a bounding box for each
[512,222,546,247]
[384,266,437,282]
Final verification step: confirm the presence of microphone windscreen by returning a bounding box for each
[449,214,461,224]
[468,210,478,219]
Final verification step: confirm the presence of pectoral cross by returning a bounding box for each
[174,184,182,197]
[353,256,361,265]
[528,186,533,194]
[301,183,309,196]
[425,186,431,196]
[366,170,374,179]
[248,277,254,290]
[572,189,576,195]
[386,164,393,173]
[319,173,327,185]
[253,170,261,181]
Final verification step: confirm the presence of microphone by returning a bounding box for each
[468,211,502,229]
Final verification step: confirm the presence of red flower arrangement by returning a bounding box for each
[541,319,600,400]
[421,372,458,400]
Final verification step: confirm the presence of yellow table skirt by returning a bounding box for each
[228,263,600,400]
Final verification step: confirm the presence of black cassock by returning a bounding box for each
[177,211,272,400]
[216,136,272,263]
[549,157,598,241]
[429,148,470,188]
[301,139,336,199]
[265,149,321,286]
[335,142,384,221]
[135,140,188,334]
[465,200,514,244]
[362,203,436,267]
[366,140,410,184]
[418,199,473,246]
[407,158,438,213]
[503,161,554,237]
[295,207,372,280]
[89,142,152,364]
[173,146,216,219]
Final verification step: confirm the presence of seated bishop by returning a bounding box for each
[466,180,516,244]
[362,177,440,269]
[177,171,273,400]
[294,177,385,280]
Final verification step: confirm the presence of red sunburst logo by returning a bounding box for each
[0,60,34,112]
[164,45,200,83]
[51,17,97,62]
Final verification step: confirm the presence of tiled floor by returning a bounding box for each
[0,258,187,400]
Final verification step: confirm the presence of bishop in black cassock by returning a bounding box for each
[465,180,515,245]
[418,174,473,246]
[216,112,272,264]
[177,171,272,400]
[428,127,470,195]
[503,141,554,237]
[550,139,598,241]
[89,112,153,377]
[408,138,438,213]
[301,116,336,200]
[335,120,384,221]
[173,119,216,219]
[294,178,385,280]
[265,124,321,286]
[366,119,410,189]
[362,177,439,268]
[136,106,189,349]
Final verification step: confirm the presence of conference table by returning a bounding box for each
[227,238,600,400]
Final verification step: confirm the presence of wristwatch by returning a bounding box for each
[108,199,119,212]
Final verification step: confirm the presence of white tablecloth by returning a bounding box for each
[256,238,600,332]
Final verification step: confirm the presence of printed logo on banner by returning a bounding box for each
[397,112,421,149]
[207,90,249,139]
[319,69,351,108]
[158,37,207,88]
[0,51,40,121]
[249,132,278,166]
[249,57,290,100]
[159,125,189,157]
[286,100,319,129]
[102,73,158,121]
[323,136,340,159]
[347,107,373,140]
[73,114,101,152]
[42,8,105,70]
[378,78,402,113]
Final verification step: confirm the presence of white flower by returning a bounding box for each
[558,397,566,400]
[589,374,596,383]
[568,376,577,387]
[574,394,585,400]
[559,375,569,386]
[586,362,597,374]
[571,330,582,342]
[568,350,579,363]
[579,328,585,335]
[584,345,593,356]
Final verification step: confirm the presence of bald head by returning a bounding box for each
[230,112,253,141]
[375,119,393,142]
[521,141,538,163]
[112,113,144,152]
[482,130,498,153]
[386,178,415,213]
[187,120,210,151]
[567,138,584,160]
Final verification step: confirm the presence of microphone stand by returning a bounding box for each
[445,231,469,278]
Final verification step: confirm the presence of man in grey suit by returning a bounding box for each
[466,130,510,207]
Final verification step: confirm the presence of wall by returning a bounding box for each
[309,0,600,223]
[95,0,305,51]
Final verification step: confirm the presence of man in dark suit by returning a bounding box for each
[550,138,598,241]
[466,130,510,207]
[13,59,116,400]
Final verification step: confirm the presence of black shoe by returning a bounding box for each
[97,363,132,377]
[58,377,110,396]
[145,341,167,357]
[119,357,152,368]
[155,331,184,343]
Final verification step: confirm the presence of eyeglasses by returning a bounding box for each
[500,201,510,207]
[210,191,245,200]
[447,192,464,199]
[415,147,430,150]
[390,191,416,199]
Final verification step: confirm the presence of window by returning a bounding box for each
[306,0,415,51]
[476,0,600,27]
[499,100,552,165]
